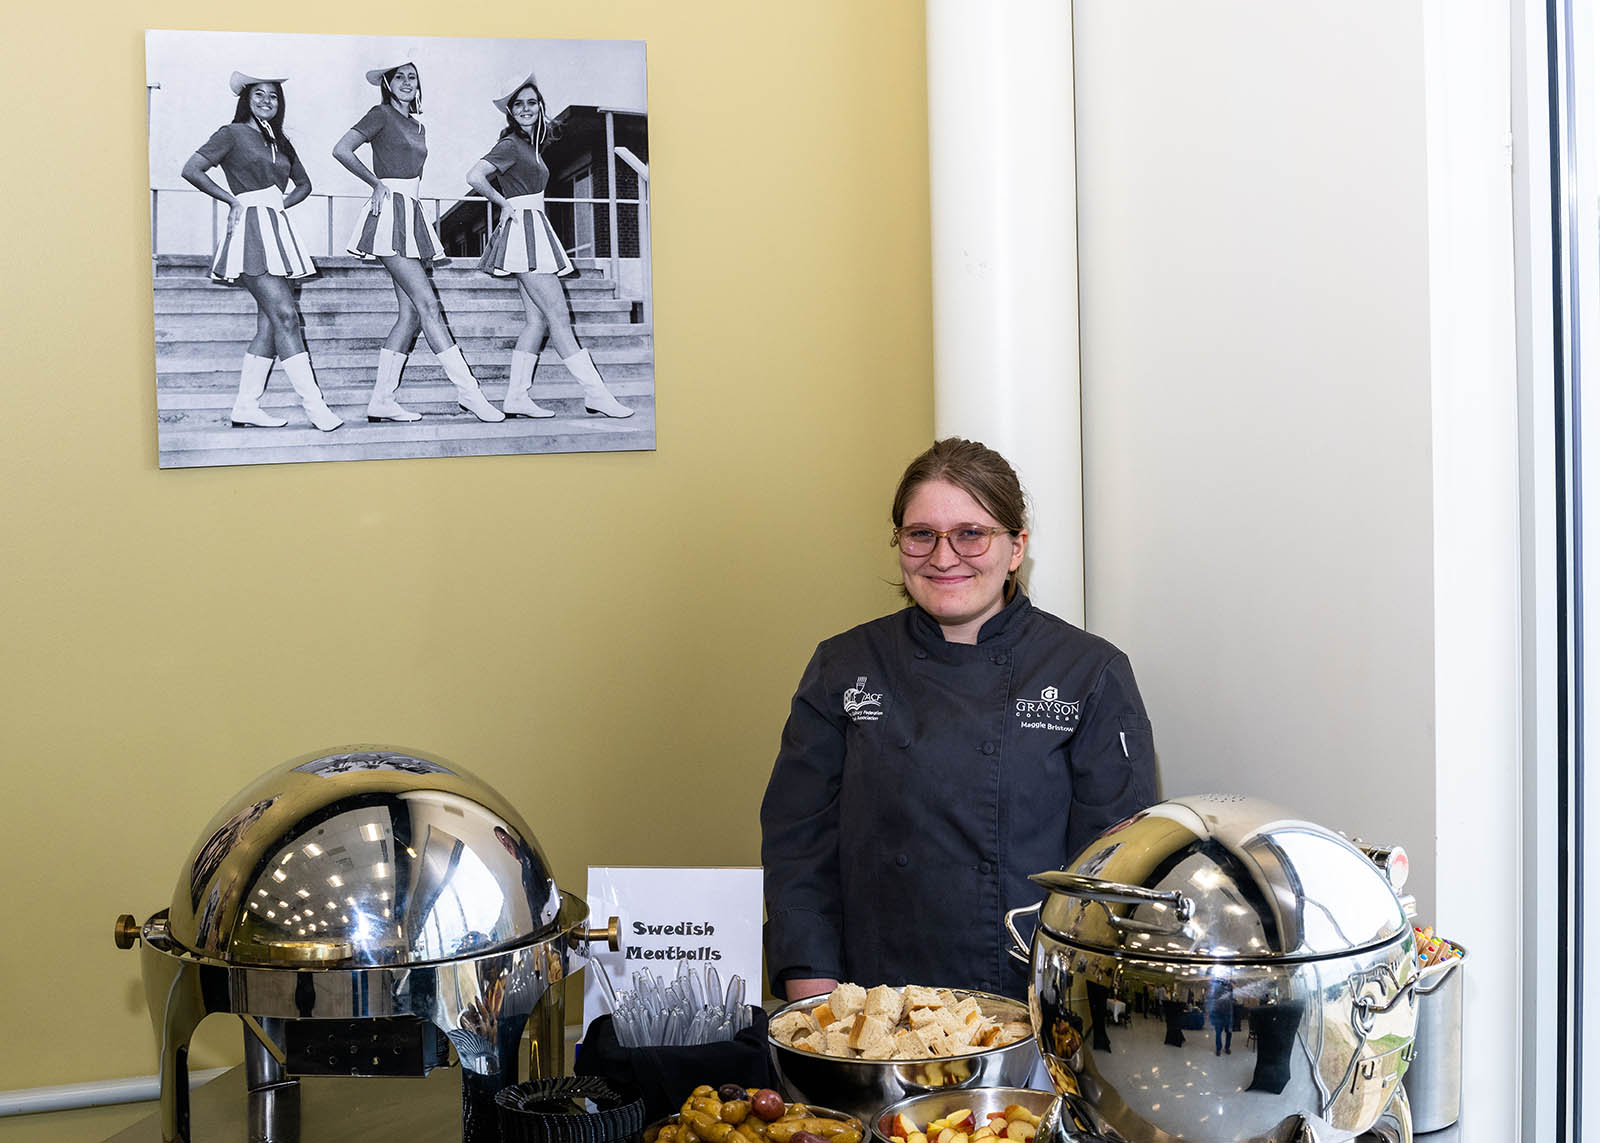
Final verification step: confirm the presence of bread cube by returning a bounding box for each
[770,1008,819,1044]
[865,984,906,1025]
[848,1013,894,1053]
[914,1023,947,1055]
[908,1006,942,1028]
[828,982,868,1019]
[893,1028,932,1058]
[824,1029,854,1056]
[864,1030,902,1056]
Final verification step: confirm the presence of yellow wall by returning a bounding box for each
[0,1,932,1137]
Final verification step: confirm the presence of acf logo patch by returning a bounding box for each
[843,676,884,723]
[1015,685,1080,733]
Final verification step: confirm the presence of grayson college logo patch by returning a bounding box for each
[1015,685,1080,733]
[843,676,884,722]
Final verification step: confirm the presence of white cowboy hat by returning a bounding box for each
[366,48,420,86]
[492,70,541,114]
[229,71,288,95]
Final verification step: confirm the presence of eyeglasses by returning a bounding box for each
[892,524,1013,558]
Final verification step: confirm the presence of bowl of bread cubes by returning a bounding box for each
[766,983,1039,1121]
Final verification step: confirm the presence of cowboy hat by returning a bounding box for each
[492,70,541,114]
[365,48,420,86]
[229,71,287,95]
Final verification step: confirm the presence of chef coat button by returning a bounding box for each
[981,742,996,755]
[895,854,909,868]
[898,736,911,749]
[979,861,994,874]
[915,649,928,659]
[993,652,1008,665]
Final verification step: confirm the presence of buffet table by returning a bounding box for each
[101,1062,1465,1142]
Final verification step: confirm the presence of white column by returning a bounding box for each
[1424,0,1524,1139]
[926,0,1083,624]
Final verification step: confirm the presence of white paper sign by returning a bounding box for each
[583,866,764,1031]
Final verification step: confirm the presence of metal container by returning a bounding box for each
[646,1104,863,1143]
[1005,794,1420,1143]
[115,746,619,1143]
[1404,947,1468,1133]
[768,991,1042,1122]
[872,1087,1057,1143]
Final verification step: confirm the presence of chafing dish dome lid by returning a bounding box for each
[167,747,563,968]
[1034,793,1409,961]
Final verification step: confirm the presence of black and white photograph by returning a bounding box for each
[147,29,654,468]
[293,751,454,777]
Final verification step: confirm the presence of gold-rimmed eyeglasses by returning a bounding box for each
[892,524,1013,558]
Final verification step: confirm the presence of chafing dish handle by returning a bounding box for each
[580,916,622,952]
[1004,901,1041,964]
[1029,872,1196,927]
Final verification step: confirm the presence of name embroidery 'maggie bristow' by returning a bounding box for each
[843,676,884,722]
[1015,685,1080,733]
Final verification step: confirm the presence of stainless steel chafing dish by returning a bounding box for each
[1005,794,1421,1143]
[115,746,619,1143]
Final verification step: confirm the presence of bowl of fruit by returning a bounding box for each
[872,1088,1054,1143]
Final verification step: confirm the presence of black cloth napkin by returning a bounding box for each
[574,1005,778,1124]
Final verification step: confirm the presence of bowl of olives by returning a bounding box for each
[643,1085,864,1143]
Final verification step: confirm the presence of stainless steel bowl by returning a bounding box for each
[644,1104,863,1143]
[872,1087,1056,1143]
[1006,794,1418,1143]
[768,991,1042,1122]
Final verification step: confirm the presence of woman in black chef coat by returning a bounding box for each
[760,438,1157,1001]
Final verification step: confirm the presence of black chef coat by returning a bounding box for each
[760,592,1157,999]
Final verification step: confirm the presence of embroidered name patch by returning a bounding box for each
[1014,685,1080,733]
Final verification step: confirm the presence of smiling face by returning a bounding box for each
[509,86,542,132]
[897,478,1027,643]
[247,83,280,122]
[386,64,419,110]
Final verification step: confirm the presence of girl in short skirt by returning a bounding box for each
[332,52,504,423]
[466,71,633,418]
[181,71,341,431]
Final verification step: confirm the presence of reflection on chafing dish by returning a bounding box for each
[115,745,619,1143]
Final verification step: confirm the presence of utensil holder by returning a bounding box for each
[1404,942,1468,1133]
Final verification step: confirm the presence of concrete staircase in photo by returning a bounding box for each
[153,254,656,468]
